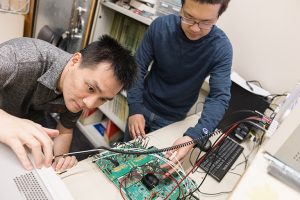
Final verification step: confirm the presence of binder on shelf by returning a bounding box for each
[93,122,107,136]
[104,120,122,144]
[79,108,104,125]
[76,121,109,147]
[130,0,156,14]
[110,12,147,53]
[99,94,129,132]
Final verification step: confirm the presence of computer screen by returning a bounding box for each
[217,81,270,131]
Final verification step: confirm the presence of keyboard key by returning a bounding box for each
[199,137,244,182]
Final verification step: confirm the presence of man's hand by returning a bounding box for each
[160,136,194,176]
[0,110,59,170]
[52,156,78,172]
[127,114,146,139]
[52,123,76,171]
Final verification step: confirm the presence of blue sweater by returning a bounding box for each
[127,15,232,139]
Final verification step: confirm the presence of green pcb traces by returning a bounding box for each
[94,145,197,200]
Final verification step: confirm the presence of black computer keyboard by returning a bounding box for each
[199,136,244,182]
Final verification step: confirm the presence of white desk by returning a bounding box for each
[229,148,300,200]
[60,114,255,200]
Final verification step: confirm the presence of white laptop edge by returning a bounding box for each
[35,167,74,200]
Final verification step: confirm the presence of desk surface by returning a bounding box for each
[60,114,299,200]
[228,148,300,200]
[61,114,251,200]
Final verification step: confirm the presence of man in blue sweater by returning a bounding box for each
[126,0,232,174]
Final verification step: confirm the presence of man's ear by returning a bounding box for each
[70,52,82,66]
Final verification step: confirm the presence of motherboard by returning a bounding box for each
[93,141,197,200]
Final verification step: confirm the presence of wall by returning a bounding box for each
[217,0,300,94]
[0,13,24,43]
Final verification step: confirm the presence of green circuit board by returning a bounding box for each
[94,143,196,200]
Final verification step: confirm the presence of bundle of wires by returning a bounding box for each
[56,109,272,199]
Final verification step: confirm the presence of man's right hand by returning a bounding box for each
[0,110,59,170]
[127,114,146,139]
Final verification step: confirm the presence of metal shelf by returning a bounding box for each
[101,0,153,26]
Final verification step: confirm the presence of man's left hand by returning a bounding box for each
[52,156,78,172]
[160,136,194,176]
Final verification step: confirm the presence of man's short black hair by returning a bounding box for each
[79,35,137,90]
[181,0,230,17]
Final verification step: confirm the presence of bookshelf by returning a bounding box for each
[101,0,153,25]
[89,0,153,43]
[86,0,153,134]
[84,0,207,141]
[99,94,128,132]
[76,121,109,147]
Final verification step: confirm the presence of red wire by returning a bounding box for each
[163,123,239,200]
[121,117,260,199]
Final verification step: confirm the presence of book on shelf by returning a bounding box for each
[93,123,106,136]
[130,0,156,14]
[104,119,122,144]
[79,108,104,125]
[110,12,147,53]
[112,94,129,123]
[92,117,108,136]
[137,0,157,6]
[110,12,124,40]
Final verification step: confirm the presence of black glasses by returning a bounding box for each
[180,15,215,30]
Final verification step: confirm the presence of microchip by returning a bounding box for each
[141,173,160,190]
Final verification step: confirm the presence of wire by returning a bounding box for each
[93,144,197,198]
[187,117,261,198]
[227,171,242,177]
[119,171,184,200]
[197,189,232,196]
[229,152,247,171]
[54,132,218,159]
[165,123,238,199]
[188,133,232,198]
[230,109,262,117]
[55,115,266,161]
[191,132,224,174]
[246,80,263,89]
[264,93,287,102]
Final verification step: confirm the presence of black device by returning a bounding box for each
[217,81,269,141]
[195,139,212,152]
[141,173,160,190]
[199,137,244,182]
[233,123,250,142]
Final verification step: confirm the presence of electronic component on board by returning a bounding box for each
[141,173,160,190]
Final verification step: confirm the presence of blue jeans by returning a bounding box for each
[123,105,176,142]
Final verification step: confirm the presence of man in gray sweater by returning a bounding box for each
[0,36,137,171]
